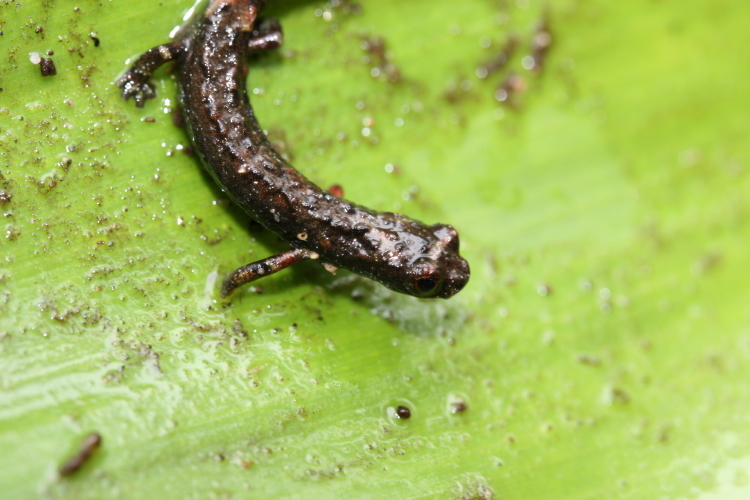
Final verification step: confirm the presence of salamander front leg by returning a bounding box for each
[247,18,283,52]
[221,247,312,298]
[117,41,186,107]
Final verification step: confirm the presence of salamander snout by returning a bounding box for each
[428,224,469,298]
[438,253,470,298]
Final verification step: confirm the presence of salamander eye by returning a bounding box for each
[415,277,441,295]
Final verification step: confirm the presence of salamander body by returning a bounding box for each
[118,0,470,299]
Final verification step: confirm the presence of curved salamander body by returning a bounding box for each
[118,0,470,299]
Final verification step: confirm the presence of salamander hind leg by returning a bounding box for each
[221,247,311,298]
[247,18,283,52]
[117,41,185,107]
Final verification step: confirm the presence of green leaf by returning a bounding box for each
[2,0,749,498]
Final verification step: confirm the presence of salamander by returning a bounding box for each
[117,0,470,299]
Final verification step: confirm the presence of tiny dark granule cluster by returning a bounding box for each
[40,58,57,76]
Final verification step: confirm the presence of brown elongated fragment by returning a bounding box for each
[59,433,101,476]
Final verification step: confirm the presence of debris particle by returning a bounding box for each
[395,405,411,419]
[40,58,57,76]
[59,433,102,476]
[450,398,468,414]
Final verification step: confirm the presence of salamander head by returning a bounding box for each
[409,224,470,299]
[377,223,469,299]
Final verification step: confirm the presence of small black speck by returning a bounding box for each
[395,406,411,419]
[35,26,44,34]
[450,399,468,414]
[90,33,100,47]
[47,50,54,56]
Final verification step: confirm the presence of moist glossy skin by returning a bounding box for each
[118,0,470,299]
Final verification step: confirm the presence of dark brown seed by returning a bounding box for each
[395,405,411,419]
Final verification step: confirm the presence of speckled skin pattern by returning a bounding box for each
[118,0,470,299]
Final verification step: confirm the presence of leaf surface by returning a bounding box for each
[1,1,749,499]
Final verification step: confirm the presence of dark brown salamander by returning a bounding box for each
[117,0,469,299]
